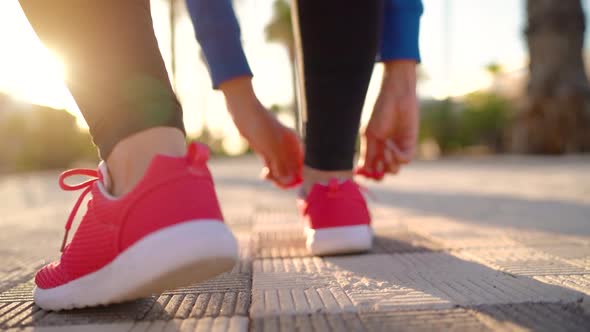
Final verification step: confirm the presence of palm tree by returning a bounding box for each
[265,0,300,131]
[513,0,590,153]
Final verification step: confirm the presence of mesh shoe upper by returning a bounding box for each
[35,143,224,289]
[297,179,371,230]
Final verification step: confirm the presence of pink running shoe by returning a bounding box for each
[34,142,238,311]
[297,179,372,256]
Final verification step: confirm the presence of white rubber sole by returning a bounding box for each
[305,225,373,256]
[35,220,238,311]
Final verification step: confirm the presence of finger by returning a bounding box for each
[281,129,304,187]
[260,156,272,180]
[260,166,271,180]
[383,147,400,175]
[386,139,412,164]
[369,159,384,181]
[357,132,384,179]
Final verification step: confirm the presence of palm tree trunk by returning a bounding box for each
[512,0,590,153]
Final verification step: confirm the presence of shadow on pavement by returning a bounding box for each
[324,235,590,331]
[370,187,590,237]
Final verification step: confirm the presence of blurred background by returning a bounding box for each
[0,0,589,173]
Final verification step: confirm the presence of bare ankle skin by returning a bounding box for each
[106,127,186,196]
[302,166,353,196]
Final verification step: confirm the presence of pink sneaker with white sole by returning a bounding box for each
[297,179,372,256]
[34,142,238,311]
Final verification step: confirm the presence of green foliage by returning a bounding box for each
[0,101,97,173]
[265,0,294,58]
[419,92,513,154]
[189,127,228,157]
[460,92,511,151]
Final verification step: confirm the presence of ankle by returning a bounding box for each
[302,166,353,196]
[106,127,186,196]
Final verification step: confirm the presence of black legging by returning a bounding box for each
[294,0,383,171]
[19,0,185,160]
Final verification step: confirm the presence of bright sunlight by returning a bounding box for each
[0,1,79,115]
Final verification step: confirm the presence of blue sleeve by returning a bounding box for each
[186,0,252,89]
[379,0,423,62]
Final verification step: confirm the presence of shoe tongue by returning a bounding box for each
[97,161,111,191]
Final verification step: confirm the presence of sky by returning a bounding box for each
[0,0,588,140]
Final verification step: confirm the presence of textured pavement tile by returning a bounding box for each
[457,247,590,276]
[359,308,491,332]
[5,322,134,332]
[252,207,300,229]
[252,230,308,259]
[0,281,35,303]
[326,253,583,311]
[252,228,442,259]
[0,255,46,294]
[504,230,589,248]
[534,275,590,295]
[251,313,364,332]
[128,317,248,332]
[402,217,520,250]
[251,257,355,317]
[0,301,50,329]
[530,244,590,269]
[371,229,443,254]
[9,298,155,328]
[0,270,251,327]
[473,302,590,332]
[140,269,251,320]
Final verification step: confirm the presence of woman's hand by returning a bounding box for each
[357,60,419,180]
[220,77,303,188]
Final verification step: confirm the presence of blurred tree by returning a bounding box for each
[0,94,97,173]
[461,92,511,152]
[265,0,300,132]
[420,92,512,155]
[513,0,590,153]
[485,62,502,77]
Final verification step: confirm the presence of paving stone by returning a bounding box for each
[252,228,442,259]
[146,271,251,320]
[325,253,584,311]
[371,229,443,254]
[0,253,50,294]
[407,219,520,250]
[534,275,590,295]
[530,244,590,269]
[504,230,590,248]
[0,272,250,327]
[252,207,300,228]
[474,302,590,332]
[252,230,308,259]
[0,301,47,329]
[127,317,248,332]
[251,313,365,332]
[26,298,155,327]
[360,308,491,332]
[457,247,590,276]
[5,322,134,332]
[0,281,35,303]
[251,257,355,317]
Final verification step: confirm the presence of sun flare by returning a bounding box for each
[0,2,80,116]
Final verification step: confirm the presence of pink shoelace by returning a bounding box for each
[58,168,100,252]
